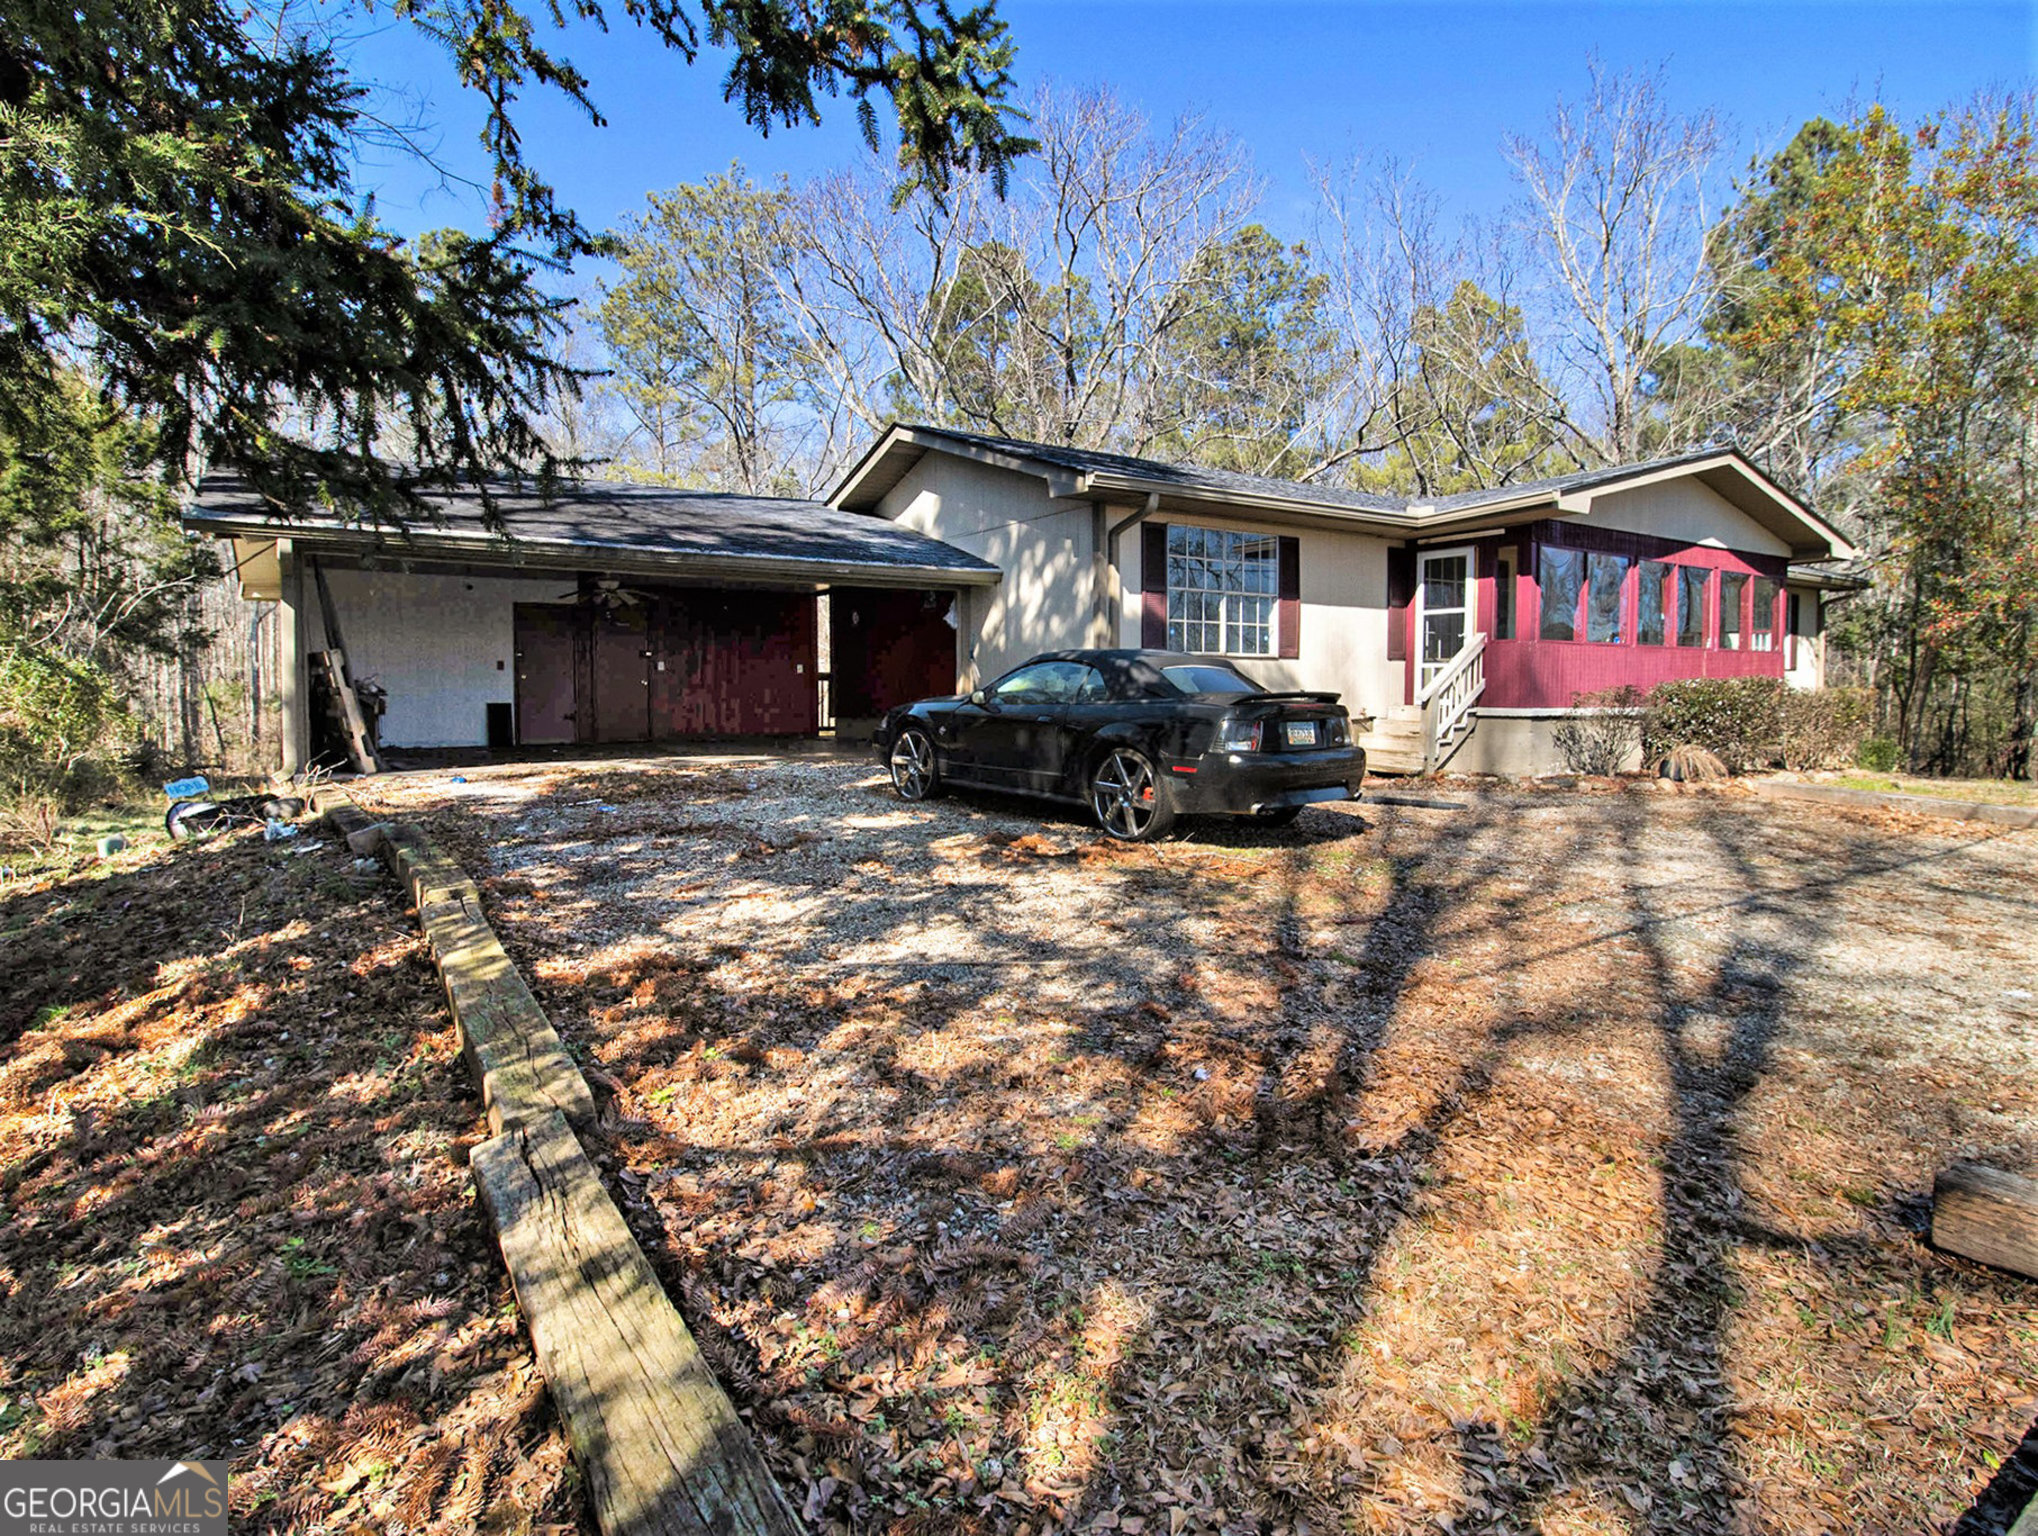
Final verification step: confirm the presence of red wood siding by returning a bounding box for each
[516,587,823,743]
[1460,520,1789,709]
[592,607,652,741]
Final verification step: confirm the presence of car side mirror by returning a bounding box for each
[969,688,990,708]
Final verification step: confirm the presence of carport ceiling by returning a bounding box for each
[185,474,1002,591]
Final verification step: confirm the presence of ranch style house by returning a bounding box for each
[186,423,1861,777]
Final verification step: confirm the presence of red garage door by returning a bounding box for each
[830,588,957,717]
[654,592,818,736]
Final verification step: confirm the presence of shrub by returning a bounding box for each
[0,637,126,830]
[1642,677,1786,774]
[1857,736,1901,772]
[1553,686,1647,775]
[1779,687,1871,770]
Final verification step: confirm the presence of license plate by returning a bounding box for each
[1283,721,1319,747]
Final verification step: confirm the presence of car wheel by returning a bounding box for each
[1252,805,1303,828]
[1090,747,1176,842]
[889,725,942,801]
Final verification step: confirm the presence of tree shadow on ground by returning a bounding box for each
[363,760,2036,1534]
[1446,805,2023,1533]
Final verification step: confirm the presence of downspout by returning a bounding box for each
[1099,492,1161,647]
[249,603,266,745]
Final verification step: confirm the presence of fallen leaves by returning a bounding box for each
[0,824,590,1535]
[354,757,2038,1536]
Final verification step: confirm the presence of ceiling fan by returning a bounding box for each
[555,577,654,612]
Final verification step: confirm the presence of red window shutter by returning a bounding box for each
[1386,544,1415,662]
[1141,522,1169,648]
[1277,536,1301,658]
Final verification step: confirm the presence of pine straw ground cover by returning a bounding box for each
[0,822,591,1534]
[358,758,2038,1536]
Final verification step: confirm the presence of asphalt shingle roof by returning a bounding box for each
[890,426,1756,518]
[185,473,999,577]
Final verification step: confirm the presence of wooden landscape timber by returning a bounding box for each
[473,1111,802,1536]
[299,780,797,1536]
[1751,777,2038,829]
[1932,1162,2038,1281]
[376,817,596,1137]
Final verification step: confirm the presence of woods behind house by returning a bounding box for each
[4,41,2036,819]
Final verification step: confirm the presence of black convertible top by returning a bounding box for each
[1024,649,1268,699]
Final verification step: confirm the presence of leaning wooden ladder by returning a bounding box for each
[308,556,384,774]
[312,647,384,775]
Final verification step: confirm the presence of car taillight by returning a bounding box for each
[1220,720,1263,752]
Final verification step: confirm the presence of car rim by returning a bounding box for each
[890,732,932,799]
[1092,750,1156,838]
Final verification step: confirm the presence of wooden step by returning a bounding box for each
[1364,749,1426,776]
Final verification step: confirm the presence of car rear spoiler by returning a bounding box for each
[1249,691,1343,705]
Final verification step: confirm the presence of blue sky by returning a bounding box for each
[340,0,2035,255]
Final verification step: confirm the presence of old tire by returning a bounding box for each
[1090,747,1176,842]
[889,726,942,802]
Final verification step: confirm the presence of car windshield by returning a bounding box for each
[1161,663,1264,696]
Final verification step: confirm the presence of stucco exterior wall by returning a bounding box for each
[1571,479,1793,557]
[880,454,1406,723]
[880,456,1094,684]
[306,568,567,747]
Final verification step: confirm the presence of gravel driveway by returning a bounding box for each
[361,755,2038,1536]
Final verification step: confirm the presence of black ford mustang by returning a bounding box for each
[872,649,1368,841]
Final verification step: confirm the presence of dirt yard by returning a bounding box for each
[358,756,2038,1536]
[0,824,591,1534]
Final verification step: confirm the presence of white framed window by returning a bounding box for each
[1720,572,1748,651]
[1166,525,1277,655]
[1751,577,1779,652]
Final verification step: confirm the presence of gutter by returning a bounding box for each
[1078,471,1417,535]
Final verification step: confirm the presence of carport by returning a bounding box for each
[186,476,1000,772]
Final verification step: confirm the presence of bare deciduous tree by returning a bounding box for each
[1506,63,1722,464]
[775,84,1259,456]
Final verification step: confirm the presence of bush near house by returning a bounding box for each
[1641,677,1787,774]
[1778,687,1871,771]
[1637,680,1870,775]
[1553,686,1648,775]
